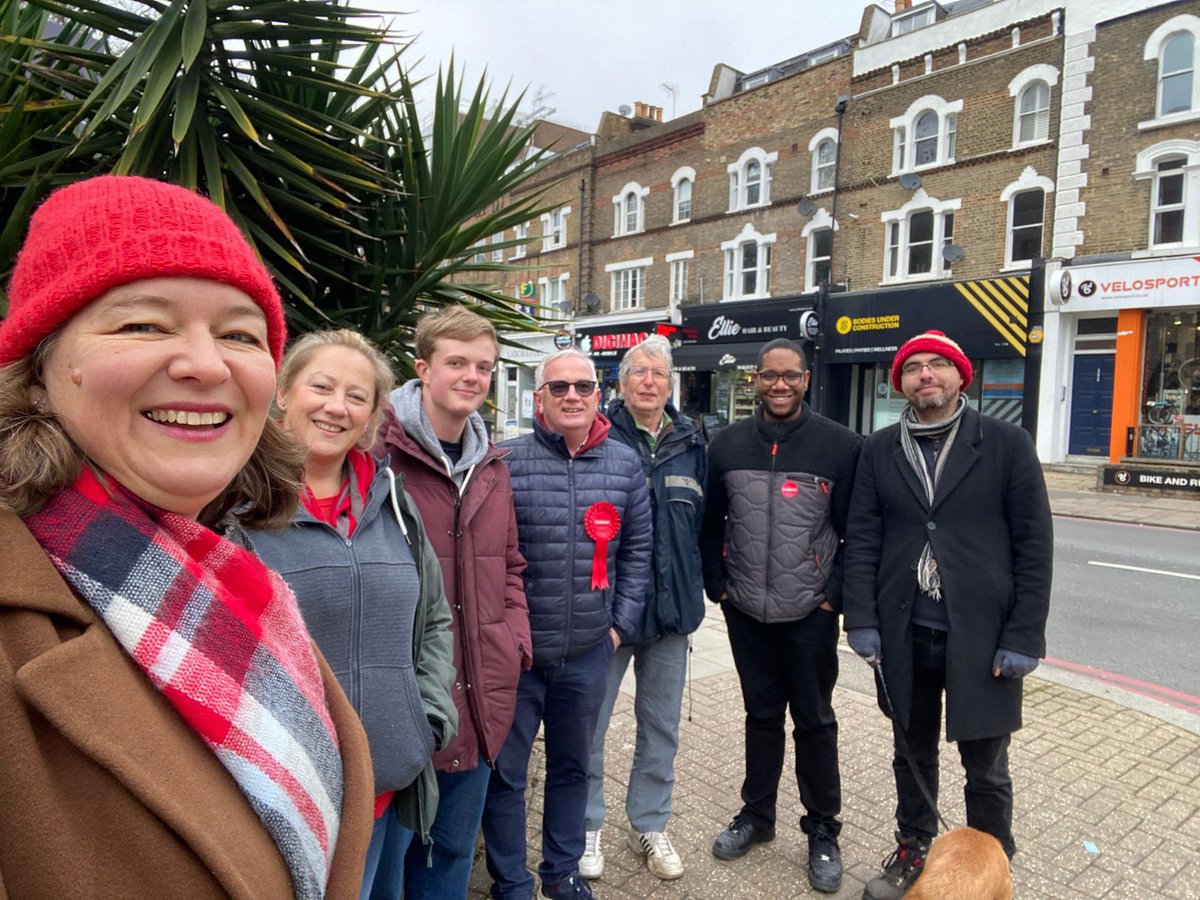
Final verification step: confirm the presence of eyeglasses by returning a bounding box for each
[627,365,670,381]
[901,358,955,376]
[755,370,806,386]
[540,379,598,398]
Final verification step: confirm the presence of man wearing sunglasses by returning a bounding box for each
[700,338,861,894]
[485,348,652,900]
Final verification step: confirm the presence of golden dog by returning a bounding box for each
[905,827,1012,900]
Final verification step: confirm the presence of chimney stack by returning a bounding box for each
[894,0,913,10]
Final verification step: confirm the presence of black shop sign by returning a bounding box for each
[1103,465,1200,494]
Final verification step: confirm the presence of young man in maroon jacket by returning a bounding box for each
[375,305,532,899]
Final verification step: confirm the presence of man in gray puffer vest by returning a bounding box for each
[700,338,861,894]
[483,348,652,900]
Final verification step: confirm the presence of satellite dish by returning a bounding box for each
[941,244,966,263]
[797,199,819,217]
[899,172,922,191]
[556,299,573,315]
[618,105,632,116]
[584,292,601,310]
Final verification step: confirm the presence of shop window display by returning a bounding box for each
[1139,309,1200,461]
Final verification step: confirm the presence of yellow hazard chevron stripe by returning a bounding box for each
[953,276,1030,355]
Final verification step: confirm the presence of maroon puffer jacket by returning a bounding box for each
[381,418,532,771]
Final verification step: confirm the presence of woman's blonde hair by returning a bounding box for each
[0,335,304,529]
[275,329,396,450]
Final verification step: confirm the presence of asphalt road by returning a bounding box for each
[1046,516,1200,704]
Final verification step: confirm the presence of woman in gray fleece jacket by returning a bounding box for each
[250,330,457,900]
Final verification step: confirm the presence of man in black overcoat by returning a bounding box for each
[842,330,1052,900]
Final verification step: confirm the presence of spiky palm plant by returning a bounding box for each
[0,0,558,369]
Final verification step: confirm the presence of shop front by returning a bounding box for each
[823,277,1030,435]
[1040,256,1200,465]
[495,332,559,442]
[673,296,815,432]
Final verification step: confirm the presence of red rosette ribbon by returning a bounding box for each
[584,501,621,590]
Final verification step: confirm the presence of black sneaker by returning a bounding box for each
[807,826,843,893]
[711,817,775,860]
[538,872,595,900]
[862,834,931,900]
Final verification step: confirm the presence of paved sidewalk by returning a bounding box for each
[467,475,1200,898]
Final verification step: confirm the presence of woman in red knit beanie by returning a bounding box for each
[0,175,372,899]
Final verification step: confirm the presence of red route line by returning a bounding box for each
[1044,657,1200,715]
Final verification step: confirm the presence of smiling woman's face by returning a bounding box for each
[277,345,377,473]
[41,277,277,519]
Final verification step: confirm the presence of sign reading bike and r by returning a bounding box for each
[1060,256,1200,311]
[1103,464,1200,494]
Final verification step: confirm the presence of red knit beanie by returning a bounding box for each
[1,175,285,367]
[891,330,973,391]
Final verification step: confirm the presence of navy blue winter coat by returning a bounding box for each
[607,400,707,644]
[501,415,653,665]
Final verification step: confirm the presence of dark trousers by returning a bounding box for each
[723,601,841,836]
[894,625,1015,857]
[482,639,613,898]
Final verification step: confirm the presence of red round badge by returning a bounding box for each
[781,480,799,499]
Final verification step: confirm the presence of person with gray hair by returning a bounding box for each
[579,334,707,883]
[483,344,653,900]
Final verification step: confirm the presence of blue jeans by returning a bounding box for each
[400,763,493,899]
[362,808,415,900]
[584,633,689,833]
[482,639,613,899]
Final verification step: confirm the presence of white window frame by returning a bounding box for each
[1008,65,1058,148]
[605,257,652,311]
[611,181,649,237]
[490,232,505,263]
[1000,167,1054,270]
[721,223,776,300]
[666,249,694,306]
[670,166,695,224]
[801,208,837,292]
[727,147,777,212]
[537,272,571,313]
[1134,140,1200,252]
[892,5,934,36]
[880,189,961,284]
[808,128,839,195]
[540,205,571,251]
[511,222,528,260]
[1141,16,1200,130]
[890,95,963,175]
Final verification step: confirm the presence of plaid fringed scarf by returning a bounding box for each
[25,468,344,899]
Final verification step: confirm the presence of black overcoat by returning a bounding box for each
[842,406,1053,742]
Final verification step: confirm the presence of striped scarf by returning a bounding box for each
[25,468,344,898]
[898,396,968,600]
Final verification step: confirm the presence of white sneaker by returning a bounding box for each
[579,829,604,879]
[629,830,684,880]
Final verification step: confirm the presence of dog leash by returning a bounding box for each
[868,658,952,833]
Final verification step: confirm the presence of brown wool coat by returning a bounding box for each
[0,512,374,900]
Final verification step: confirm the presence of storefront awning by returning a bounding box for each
[672,341,762,372]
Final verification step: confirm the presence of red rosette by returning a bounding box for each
[584,501,621,590]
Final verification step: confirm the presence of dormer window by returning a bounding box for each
[892,5,935,36]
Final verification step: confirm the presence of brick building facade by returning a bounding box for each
[471,0,1199,466]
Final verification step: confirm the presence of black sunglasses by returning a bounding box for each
[540,379,598,398]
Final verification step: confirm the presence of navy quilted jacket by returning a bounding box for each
[500,416,653,665]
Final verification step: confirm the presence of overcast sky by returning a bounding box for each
[362,2,871,130]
